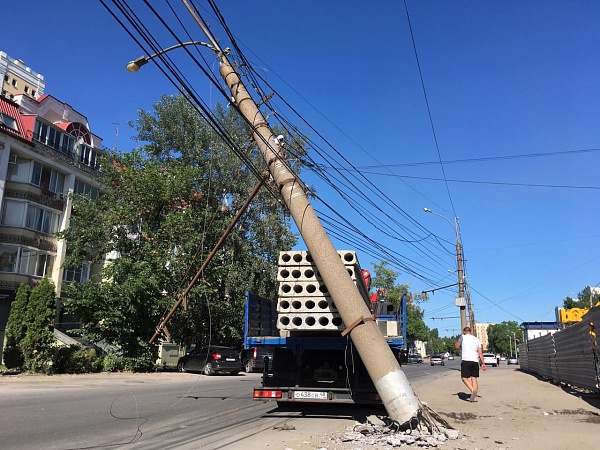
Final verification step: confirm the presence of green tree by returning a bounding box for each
[406,302,429,343]
[20,279,57,373]
[60,95,301,360]
[487,321,521,355]
[3,284,31,369]
[428,328,446,354]
[563,296,585,309]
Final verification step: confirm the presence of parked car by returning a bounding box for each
[507,355,518,365]
[430,354,445,366]
[407,353,424,364]
[177,345,242,375]
[483,353,498,367]
[500,355,507,361]
[447,354,455,360]
[240,346,273,373]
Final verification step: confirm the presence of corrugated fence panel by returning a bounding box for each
[521,305,600,393]
[526,334,555,380]
[518,342,529,371]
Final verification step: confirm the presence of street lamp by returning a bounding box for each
[423,207,467,332]
[125,41,216,72]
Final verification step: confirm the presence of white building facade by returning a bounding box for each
[0,56,103,361]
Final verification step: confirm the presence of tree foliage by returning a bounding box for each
[3,284,31,369]
[19,279,57,373]
[487,321,521,355]
[563,287,600,309]
[60,95,301,358]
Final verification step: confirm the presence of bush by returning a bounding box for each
[52,346,102,374]
[102,352,124,372]
[122,352,156,372]
[2,344,24,370]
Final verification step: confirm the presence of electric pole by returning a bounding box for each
[456,237,467,331]
[183,0,420,425]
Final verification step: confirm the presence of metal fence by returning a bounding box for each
[519,305,600,393]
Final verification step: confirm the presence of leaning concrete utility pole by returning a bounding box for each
[183,1,420,425]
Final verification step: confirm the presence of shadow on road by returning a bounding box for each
[264,402,388,422]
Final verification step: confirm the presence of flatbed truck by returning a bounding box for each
[244,290,407,405]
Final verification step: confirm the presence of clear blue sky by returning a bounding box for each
[5,1,600,336]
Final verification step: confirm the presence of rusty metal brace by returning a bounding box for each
[341,315,376,337]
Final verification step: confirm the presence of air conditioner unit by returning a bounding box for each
[8,154,17,164]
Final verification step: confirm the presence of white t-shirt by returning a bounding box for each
[458,333,482,362]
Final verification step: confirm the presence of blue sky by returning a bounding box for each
[4,1,600,336]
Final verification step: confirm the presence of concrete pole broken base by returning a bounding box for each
[337,402,460,448]
[374,368,421,427]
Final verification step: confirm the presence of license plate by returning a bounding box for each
[293,391,328,400]
[225,358,236,362]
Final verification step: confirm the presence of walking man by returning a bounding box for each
[455,326,486,402]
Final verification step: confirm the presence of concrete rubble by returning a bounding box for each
[329,414,460,448]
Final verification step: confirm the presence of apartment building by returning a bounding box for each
[474,322,491,350]
[0,51,45,101]
[0,54,103,361]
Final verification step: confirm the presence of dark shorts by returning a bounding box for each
[461,360,480,378]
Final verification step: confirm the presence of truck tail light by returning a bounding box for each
[253,347,257,360]
[254,389,282,399]
[368,392,381,402]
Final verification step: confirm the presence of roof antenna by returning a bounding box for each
[112,122,119,151]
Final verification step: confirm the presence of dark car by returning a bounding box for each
[177,345,242,375]
[240,346,273,373]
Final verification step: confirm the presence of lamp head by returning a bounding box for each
[126,57,149,73]
[423,207,431,213]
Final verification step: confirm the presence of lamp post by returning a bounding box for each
[125,41,215,72]
[423,207,467,332]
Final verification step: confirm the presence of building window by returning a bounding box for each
[1,200,26,227]
[33,120,49,143]
[0,245,18,272]
[1,200,60,234]
[33,120,61,149]
[3,75,8,82]
[79,144,99,169]
[74,179,99,200]
[24,86,29,94]
[60,133,75,155]
[26,250,54,276]
[25,204,60,234]
[63,262,90,284]
[0,246,54,277]
[11,78,17,87]
[0,112,18,132]
[30,162,65,194]
[31,89,36,97]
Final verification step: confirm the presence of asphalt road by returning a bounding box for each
[0,359,461,450]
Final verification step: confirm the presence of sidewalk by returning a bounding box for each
[414,363,600,449]
[270,364,600,450]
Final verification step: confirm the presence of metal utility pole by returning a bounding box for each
[466,287,476,336]
[182,0,419,425]
[456,236,467,331]
[424,208,467,332]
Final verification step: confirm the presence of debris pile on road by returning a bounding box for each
[331,408,460,448]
